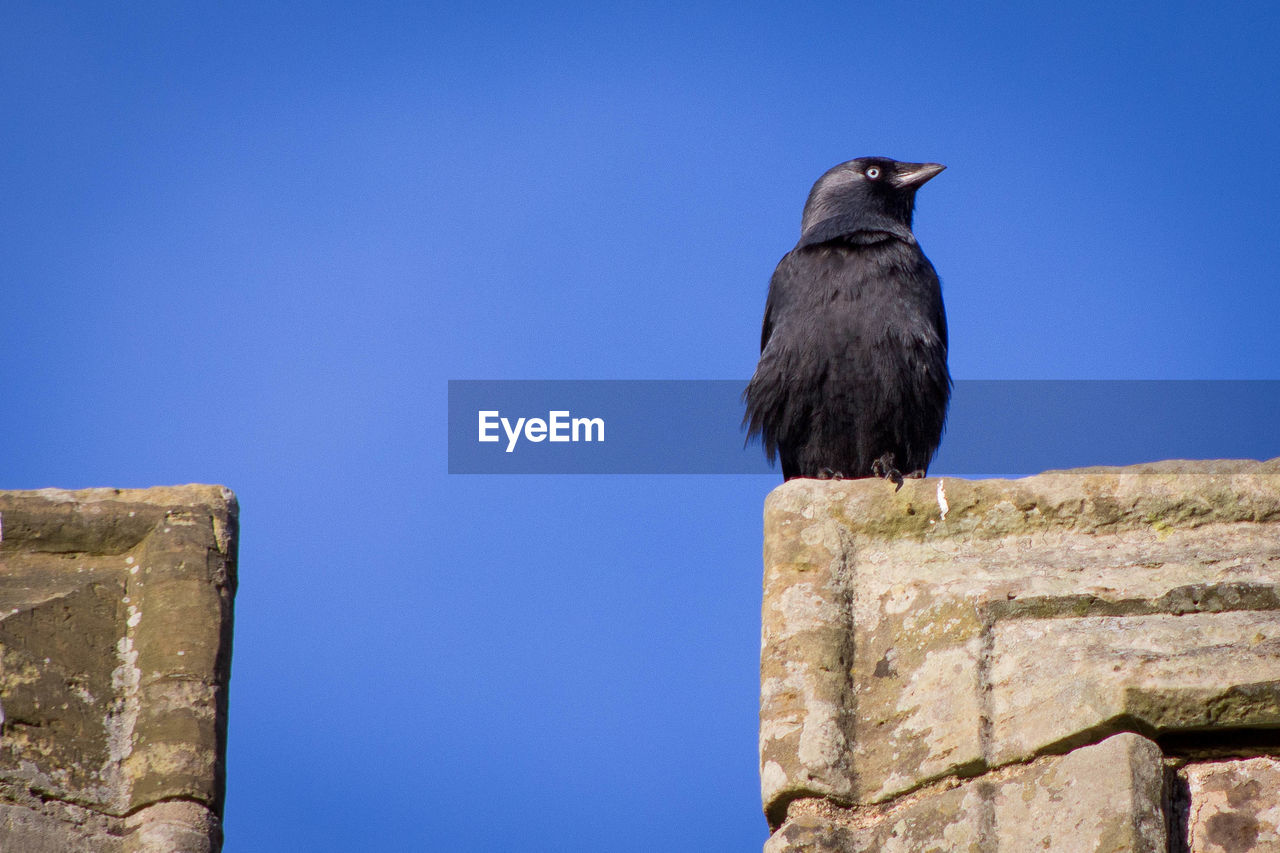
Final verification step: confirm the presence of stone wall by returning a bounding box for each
[0,486,237,853]
[760,459,1280,852]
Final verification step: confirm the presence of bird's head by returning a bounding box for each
[799,157,945,241]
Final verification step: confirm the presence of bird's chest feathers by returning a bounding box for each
[800,247,933,344]
[816,250,897,302]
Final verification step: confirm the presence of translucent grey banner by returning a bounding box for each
[447,380,1280,476]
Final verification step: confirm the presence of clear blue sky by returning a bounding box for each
[2,3,1278,850]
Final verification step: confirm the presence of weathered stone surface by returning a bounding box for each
[0,486,236,853]
[990,611,1280,765]
[1183,756,1280,852]
[124,800,222,853]
[0,799,116,852]
[765,733,1166,852]
[761,458,1280,822]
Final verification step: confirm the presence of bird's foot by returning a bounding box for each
[871,453,906,491]
[818,468,844,480]
[906,469,926,480]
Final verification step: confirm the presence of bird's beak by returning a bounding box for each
[893,162,946,189]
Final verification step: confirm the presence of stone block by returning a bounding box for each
[765,732,1167,852]
[1183,756,1280,852]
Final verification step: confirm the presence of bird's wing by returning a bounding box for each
[924,257,948,350]
[759,255,793,353]
[760,251,803,354]
[760,287,775,354]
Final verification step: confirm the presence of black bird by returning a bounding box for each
[744,157,951,486]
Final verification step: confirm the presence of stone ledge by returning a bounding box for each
[0,485,237,853]
[760,458,1280,840]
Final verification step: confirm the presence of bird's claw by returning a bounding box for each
[818,468,844,480]
[871,454,906,491]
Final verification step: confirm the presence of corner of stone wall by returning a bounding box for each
[0,485,238,853]
[760,458,1280,851]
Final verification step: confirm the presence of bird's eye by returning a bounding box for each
[865,167,881,179]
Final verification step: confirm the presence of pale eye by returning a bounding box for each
[865,167,881,179]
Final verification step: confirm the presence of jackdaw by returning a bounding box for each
[744,157,951,486]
